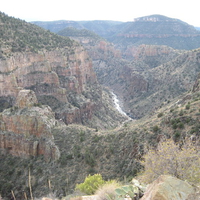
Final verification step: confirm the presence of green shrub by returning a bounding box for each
[76,174,105,195]
[173,131,181,140]
[179,109,184,116]
[85,149,96,167]
[152,125,160,133]
[178,122,184,129]
[185,104,190,110]
[157,112,164,118]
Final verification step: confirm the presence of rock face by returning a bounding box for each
[15,89,38,108]
[0,90,60,161]
[124,44,182,66]
[141,175,195,200]
[0,46,99,125]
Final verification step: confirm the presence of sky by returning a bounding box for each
[1,0,200,27]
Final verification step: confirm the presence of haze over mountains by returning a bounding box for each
[1,12,200,199]
[32,15,200,50]
[38,15,200,119]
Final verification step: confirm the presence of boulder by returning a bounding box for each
[140,175,195,200]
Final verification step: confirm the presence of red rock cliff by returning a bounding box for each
[0,90,60,160]
[0,45,99,124]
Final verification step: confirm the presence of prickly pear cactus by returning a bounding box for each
[115,179,146,200]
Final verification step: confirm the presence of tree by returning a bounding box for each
[140,138,200,184]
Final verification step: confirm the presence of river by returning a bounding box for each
[111,91,132,120]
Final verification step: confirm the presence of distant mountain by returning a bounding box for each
[109,15,200,50]
[33,15,200,51]
[32,20,84,33]
[58,27,102,40]
[31,20,123,35]
[78,20,123,37]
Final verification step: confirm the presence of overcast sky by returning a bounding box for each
[1,0,200,26]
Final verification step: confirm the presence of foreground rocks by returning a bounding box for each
[141,175,196,200]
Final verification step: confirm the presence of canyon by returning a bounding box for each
[0,12,200,199]
[0,12,126,164]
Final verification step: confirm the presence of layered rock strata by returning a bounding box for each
[0,45,99,125]
[0,90,60,160]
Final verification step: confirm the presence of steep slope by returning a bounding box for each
[0,12,125,129]
[129,48,200,118]
[1,71,200,200]
[57,27,121,61]
[92,46,200,119]
[50,15,200,121]
[114,48,200,119]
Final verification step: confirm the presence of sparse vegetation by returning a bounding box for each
[95,180,120,200]
[1,10,200,200]
[140,138,200,184]
[157,112,164,118]
[152,125,160,133]
[0,12,74,55]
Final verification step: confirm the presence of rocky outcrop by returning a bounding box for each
[124,44,182,66]
[0,90,60,161]
[15,89,38,108]
[0,45,99,125]
[141,175,195,200]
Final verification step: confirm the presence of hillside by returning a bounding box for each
[0,11,126,129]
[1,12,200,200]
[1,72,200,199]
[0,12,74,54]
[95,47,200,119]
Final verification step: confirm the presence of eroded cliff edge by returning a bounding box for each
[0,43,125,128]
[0,90,60,161]
[0,12,126,129]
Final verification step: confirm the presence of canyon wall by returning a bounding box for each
[0,90,60,160]
[0,45,99,125]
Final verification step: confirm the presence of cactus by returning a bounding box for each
[115,179,146,200]
[115,185,137,200]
